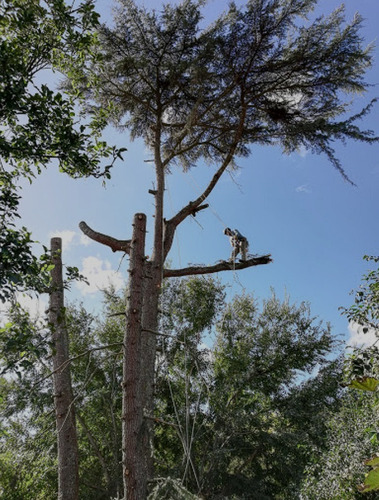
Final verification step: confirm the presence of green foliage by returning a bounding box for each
[148,477,200,500]
[0,296,124,499]
[336,257,379,495]
[87,0,377,180]
[0,0,125,301]
[343,345,379,390]
[0,301,49,376]
[0,279,342,498]
[300,391,379,499]
[341,256,379,332]
[341,257,379,392]
[0,171,52,301]
[156,285,340,498]
[359,455,379,493]
[0,0,123,178]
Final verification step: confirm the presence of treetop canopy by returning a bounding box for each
[81,0,378,181]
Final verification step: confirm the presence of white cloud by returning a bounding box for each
[49,230,76,251]
[76,256,124,295]
[17,293,48,320]
[297,145,308,158]
[0,293,48,326]
[80,233,92,246]
[295,184,311,194]
[347,321,379,348]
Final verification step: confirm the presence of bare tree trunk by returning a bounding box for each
[49,237,79,500]
[140,268,160,482]
[122,214,148,500]
[79,207,271,500]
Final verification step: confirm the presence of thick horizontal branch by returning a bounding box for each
[163,254,272,278]
[79,221,131,254]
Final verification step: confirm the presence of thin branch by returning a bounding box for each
[142,328,185,343]
[163,254,272,278]
[79,221,131,254]
[33,343,124,387]
[145,415,179,429]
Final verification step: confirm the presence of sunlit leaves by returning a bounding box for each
[349,377,379,392]
[359,456,379,493]
[0,0,124,178]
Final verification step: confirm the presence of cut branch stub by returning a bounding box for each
[163,254,273,278]
[79,221,131,254]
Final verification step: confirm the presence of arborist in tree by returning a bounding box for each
[224,227,249,261]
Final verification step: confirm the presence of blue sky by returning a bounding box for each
[12,0,379,347]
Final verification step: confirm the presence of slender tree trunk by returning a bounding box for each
[49,237,79,500]
[140,268,160,481]
[123,214,148,500]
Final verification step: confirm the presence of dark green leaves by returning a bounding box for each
[0,0,124,178]
[0,172,51,302]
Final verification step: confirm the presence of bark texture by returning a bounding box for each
[122,214,148,500]
[49,237,79,500]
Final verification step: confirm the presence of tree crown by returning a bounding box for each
[83,0,377,180]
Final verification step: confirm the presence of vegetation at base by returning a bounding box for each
[0,278,343,499]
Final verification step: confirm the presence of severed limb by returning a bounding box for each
[79,221,131,254]
[163,254,272,278]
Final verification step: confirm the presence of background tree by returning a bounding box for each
[341,256,379,334]
[300,391,379,500]
[75,1,378,495]
[0,296,122,500]
[157,288,341,498]
[0,278,343,499]
[0,0,124,301]
[300,257,379,498]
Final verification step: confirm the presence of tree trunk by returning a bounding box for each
[49,237,79,500]
[122,214,148,499]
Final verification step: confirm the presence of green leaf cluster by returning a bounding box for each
[156,281,340,498]
[0,171,52,302]
[301,391,379,500]
[341,256,379,332]
[0,0,124,178]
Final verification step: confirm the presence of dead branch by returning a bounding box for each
[79,221,131,254]
[163,254,272,278]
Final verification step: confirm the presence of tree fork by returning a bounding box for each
[49,238,79,500]
[122,213,148,500]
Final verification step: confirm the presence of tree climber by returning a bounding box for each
[224,227,249,261]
